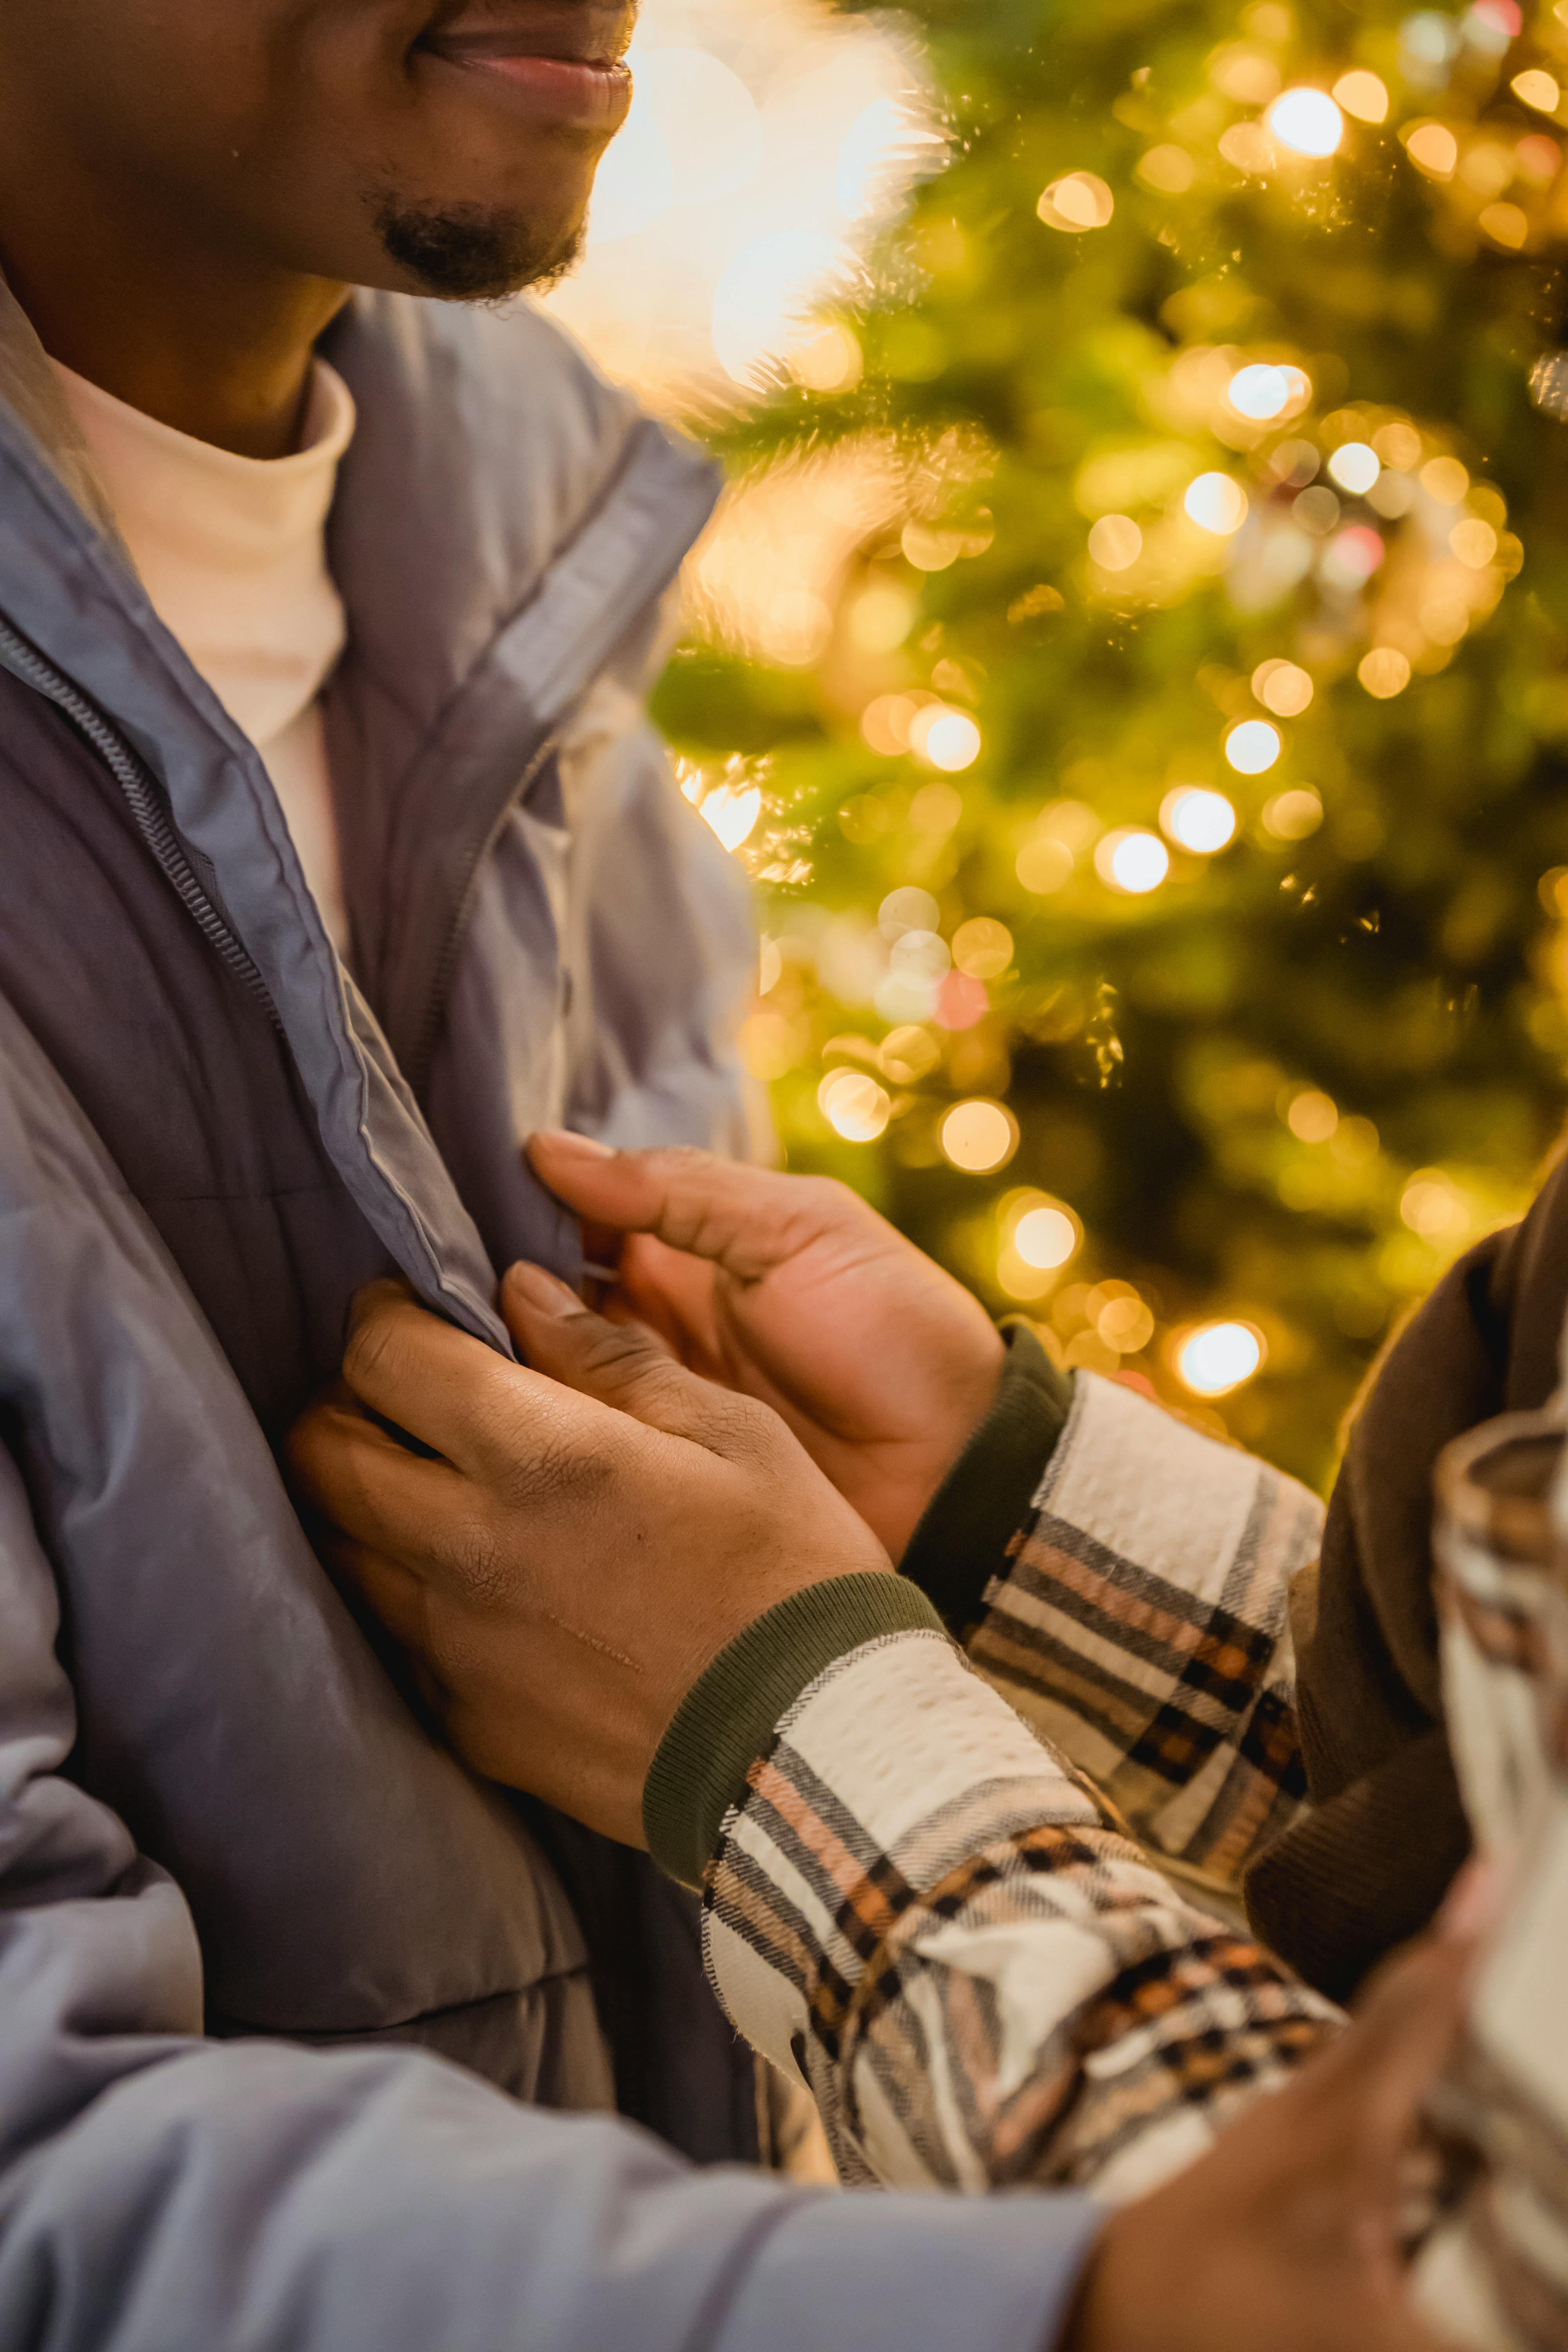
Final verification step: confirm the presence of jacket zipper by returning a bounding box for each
[0,612,283,1034]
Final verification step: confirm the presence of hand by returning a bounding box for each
[1065,1933,1472,2352]
[527,1130,1005,1561]
[286,1274,892,1846]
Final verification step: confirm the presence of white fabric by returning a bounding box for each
[51,357,356,956]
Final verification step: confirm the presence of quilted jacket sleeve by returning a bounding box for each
[0,1434,1101,2352]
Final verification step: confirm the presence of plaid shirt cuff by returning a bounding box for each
[968,1372,1324,1886]
[702,1628,1338,2200]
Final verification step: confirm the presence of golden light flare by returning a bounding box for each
[1253,659,1314,717]
[1263,788,1324,840]
[1183,472,1249,534]
[1038,172,1115,231]
[941,1098,1019,1173]
[1088,514,1143,572]
[1267,89,1344,159]
[1405,122,1459,180]
[1175,1321,1266,1396]
[818,1067,891,1143]
[1226,720,1283,775]
[1332,70,1389,125]
[1358,648,1412,699]
[1095,828,1170,894]
[1160,788,1237,854]
[1512,69,1562,116]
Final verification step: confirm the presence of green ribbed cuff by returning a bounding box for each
[900,1321,1073,1634]
[643,1573,946,1889]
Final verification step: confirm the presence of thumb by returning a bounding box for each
[502,1260,759,1452]
[526,1131,862,1285]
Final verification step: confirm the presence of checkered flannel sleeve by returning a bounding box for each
[702,1627,1340,2202]
[965,1371,1324,1888]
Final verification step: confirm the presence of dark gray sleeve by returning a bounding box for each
[0,1441,1100,2352]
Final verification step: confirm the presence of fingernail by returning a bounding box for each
[532,1128,616,1160]
[506,1261,585,1317]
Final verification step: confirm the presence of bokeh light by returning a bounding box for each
[1332,70,1389,123]
[1016,836,1075,895]
[1098,1293,1155,1353]
[1038,173,1115,231]
[1183,473,1249,534]
[1328,442,1381,495]
[952,918,1013,978]
[1358,648,1412,699]
[819,1068,891,1142]
[1226,720,1283,774]
[1228,363,1292,421]
[911,707,982,771]
[1137,146,1197,194]
[1176,1321,1266,1396]
[1160,788,1237,854]
[1254,659,1314,717]
[1014,1204,1080,1269]
[1512,69,1561,114]
[1400,1169,1470,1245]
[1095,828,1170,893]
[1421,457,1470,505]
[1451,519,1499,568]
[1406,122,1459,179]
[880,886,940,937]
[1263,788,1324,839]
[1088,515,1143,571]
[1267,89,1345,158]
[1286,1088,1339,1143]
[941,1099,1019,1172]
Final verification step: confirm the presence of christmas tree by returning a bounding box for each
[653,0,1568,1486]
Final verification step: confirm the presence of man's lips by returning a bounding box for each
[419,22,634,129]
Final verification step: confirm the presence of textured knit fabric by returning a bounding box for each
[644,1574,946,1890]
[701,1628,1339,2202]
[901,1321,1074,1626]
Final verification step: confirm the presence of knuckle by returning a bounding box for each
[800,1174,864,1227]
[489,1427,616,1521]
[706,1389,786,1462]
[343,1309,401,1398]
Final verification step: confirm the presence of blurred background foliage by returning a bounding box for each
[642,0,1568,1489]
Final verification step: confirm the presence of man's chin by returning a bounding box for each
[370,195,584,302]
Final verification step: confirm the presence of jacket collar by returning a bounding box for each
[0,279,720,1345]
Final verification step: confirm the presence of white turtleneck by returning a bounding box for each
[51,357,357,958]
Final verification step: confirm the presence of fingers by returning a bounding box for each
[334,1280,531,1473]
[502,1260,764,1452]
[526,1131,867,1285]
[288,1381,479,1561]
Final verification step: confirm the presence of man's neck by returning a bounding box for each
[0,194,350,461]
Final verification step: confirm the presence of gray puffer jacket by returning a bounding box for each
[0,280,1095,2352]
